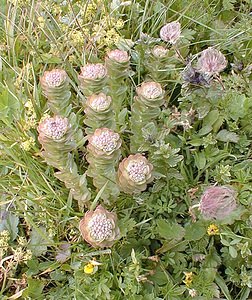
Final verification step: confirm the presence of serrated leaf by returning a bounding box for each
[156,219,185,240]
[22,278,44,299]
[216,130,239,143]
[28,226,51,256]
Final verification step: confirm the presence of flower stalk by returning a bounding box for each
[40,69,72,117]
[105,49,130,120]
[130,81,165,152]
[84,93,116,134]
[86,128,121,202]
[38,114,91,209]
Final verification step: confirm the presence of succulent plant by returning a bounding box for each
[117,153,154,194]
[160,21,181,45]
[199,186,237,220]
[79,205,120,248]
[197,47,227,75]
[84,93,116,134]
[78,63,107,96]
[86,128,122,202]
[105,49,131,121]
[37,114,90,208]
[130,81,165,152]
[40,69,72,116]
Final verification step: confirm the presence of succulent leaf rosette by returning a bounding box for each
[84,93,116,133]
[79,205,120,248]
[40,69,71,116]
[117,154,154,194]
[199,186,237,220]
[78,63,107,96]
[86,128,122,201]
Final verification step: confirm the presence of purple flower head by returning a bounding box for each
[197,47,227,75]
[160,21,181,44]
[199,186,237,220]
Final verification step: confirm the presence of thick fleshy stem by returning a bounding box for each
[130,81,165,152]
[38,114,91,210]
[105,49,130,123]
[84,93,116,134]
[86,128,122,203]
[40,69,72,117]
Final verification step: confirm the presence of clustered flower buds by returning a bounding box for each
[86,128,121,201]
[84,93,115,133]
[160,21,181,44]
[38,115,68,142]
[199,186,237,220]
[79,205,120,248]
[78,63,107,96]
[40,69,71,116]
[197,47,227,75]
[117,154,153,194]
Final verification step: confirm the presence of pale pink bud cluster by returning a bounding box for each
[38,116,68,140]
[199,186,237,220]
[79,63,107,80]
[137,81,164,99]
[197,47,227,75]
[152,45,168,58]
[86,93,112,112]
[107,49,130,63]
[79,205,120,248]
[87,128,121,156]
[41,69,68,88]
[118,154,153,194]
[160,21,181,44]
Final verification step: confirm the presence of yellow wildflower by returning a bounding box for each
[20,137,35,151]
[183,271,194,287]
[207,224,219,236]
[84,262,95,274]
[115,19,124,30]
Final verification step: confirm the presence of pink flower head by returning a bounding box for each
[86,93,112,112]
[152,45,168,58]
[199,186,236,220]
[87,128,121,156]
[106,49,130,63]
[197,47,227,75]
[38,116,68,141]
[79,205,120,248]
[79,63,107,80]
[137,81,164,99]
[41,69,68,88]
[160,21,181,44]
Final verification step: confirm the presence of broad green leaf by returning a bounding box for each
[22,278,44,299]
[184,221,206,241]
[216,130,239,143]
[0,205,19,241]
[28,226,52,256]
[156,219,185,241]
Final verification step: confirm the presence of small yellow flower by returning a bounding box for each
[207,224,219,236]
[183,271,194,287]
[115,19,124,30]
[83,259,101,275]
[20,137,35,151]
